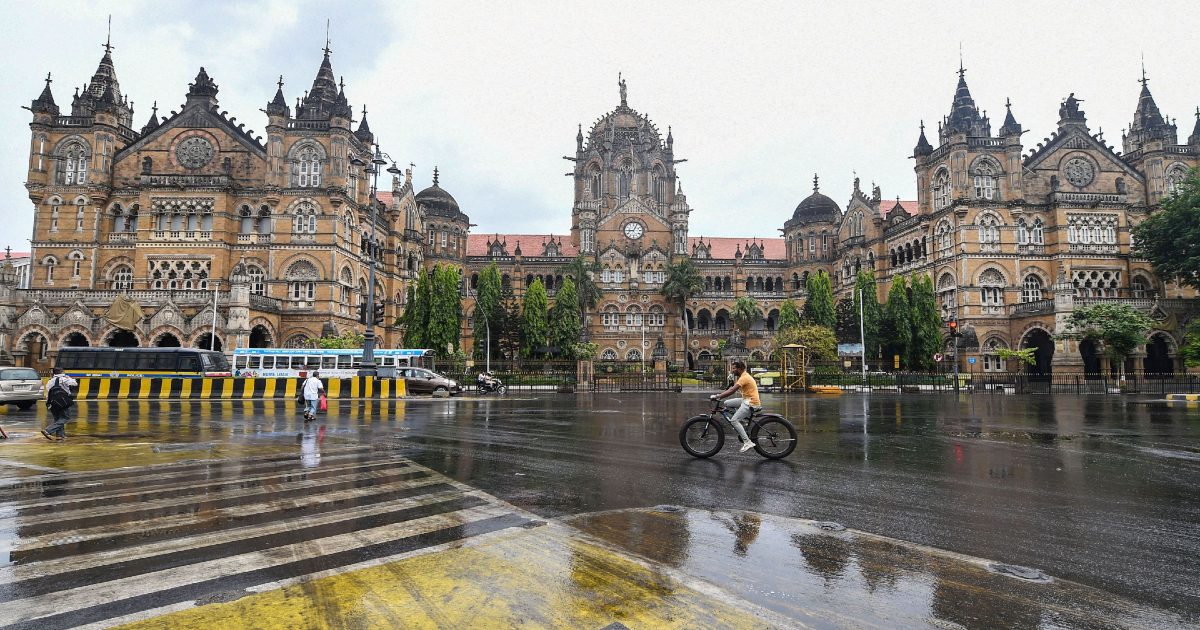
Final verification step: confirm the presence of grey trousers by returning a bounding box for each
[723,398,759,441]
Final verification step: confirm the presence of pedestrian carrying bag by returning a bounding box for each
[46,378,74,411]
[318,394,327,412]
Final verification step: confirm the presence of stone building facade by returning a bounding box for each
[7,44,1200,375]
[6,42,431,371]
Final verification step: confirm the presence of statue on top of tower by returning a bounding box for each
[619,73,627,107]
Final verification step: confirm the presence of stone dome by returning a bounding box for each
[414,168,468,221]
[790,175,840,224]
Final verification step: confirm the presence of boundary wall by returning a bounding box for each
[64,377,407,400]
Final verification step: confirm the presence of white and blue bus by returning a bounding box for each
[232,348,434,378]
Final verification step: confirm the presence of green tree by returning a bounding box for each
[660,257,704,364]
[520,278,549,358]
[776,324,837,367]
[801,270,836,329]
[548,277,581,358]
[401,268,434,349]
[854,270,883,361]
[312,329,365,349]
[498,279,523,361]
[834,295,858,342]
[426,265,463,358]
[908,273,943,370]
[1059,303,1152,382]
[1132,167,1200,288]
[560,255,603,333]
[778,298,801,332]
[881,276,912,370]
[730,296,763,334]
[473,263,504,361]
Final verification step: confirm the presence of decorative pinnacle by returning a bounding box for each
[104,15,113,54]
[361,104,367,118]
[433,166,439,186]
[957,43,965,79]
[1005,97,1012,110]
[151,100,157,116]
[277,75,284,90]
[920,119,925,133]
[813,173,819,193]
[1140,54,1148,87]
[323,19,331,56]
[44,72,52,87]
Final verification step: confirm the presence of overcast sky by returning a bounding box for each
[2,1,1197,253]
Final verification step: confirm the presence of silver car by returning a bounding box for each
[0,368,45,410]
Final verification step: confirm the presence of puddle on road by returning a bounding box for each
[566,508,1194,630]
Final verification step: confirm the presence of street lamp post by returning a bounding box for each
[352,149,402,377]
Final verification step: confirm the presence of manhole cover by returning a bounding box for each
[990,563,1049,582]
[651,505,684,513]
[815,521,845,531]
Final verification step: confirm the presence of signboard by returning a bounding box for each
[838,343,864,357]
[894,355,900,369]
[967,357,977,365]
[934,353,943,362]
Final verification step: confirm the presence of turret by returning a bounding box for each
[999,98,1022,137]
[266,76,289,117]
[1189,108,1200,146]
[30,73,59,116]
[913,121,932,158]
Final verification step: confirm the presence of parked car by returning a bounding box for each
[0,368,45,410]
[399,367,462,396]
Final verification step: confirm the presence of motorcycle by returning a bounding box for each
[476,372,507,395]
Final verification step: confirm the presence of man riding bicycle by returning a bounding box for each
[711,360,761,453]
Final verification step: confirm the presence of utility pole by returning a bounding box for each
[210,281,219,351]
[858,287,867,390]
[351,148,401,377]
[949,318,960,393]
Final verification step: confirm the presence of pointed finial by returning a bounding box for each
[339,76,345,91]
[323,19,332,56]
[1140,54,1148,87]
[433,166,439,186]
[1195,106,1199,121]
[813,173,819,193]
[104,15,113,54]
[958,43,965,78]
[920,119,925,133]
[1005,97,1012,111]
[5,246,11,260]
[277,75,284,90]
[361,104,367,118]
[151,100,157,116]
[44,72,52,87]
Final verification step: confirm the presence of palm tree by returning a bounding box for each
[560,254,603,340]
[731,296,763,336]
[661,257,704,366]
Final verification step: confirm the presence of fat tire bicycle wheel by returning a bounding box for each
[679,415,725,458]
[750,415,798,459]
[497,385,507,395]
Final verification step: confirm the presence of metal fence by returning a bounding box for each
[806,370,1200,395]
[439,361,579,393]
[593,361,683,392]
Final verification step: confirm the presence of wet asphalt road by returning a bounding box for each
[0,391,1197,627]
[394,392,1200,618]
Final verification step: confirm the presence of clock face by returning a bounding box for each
[624,221,644,240]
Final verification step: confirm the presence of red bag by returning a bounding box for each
[318,394,327,411]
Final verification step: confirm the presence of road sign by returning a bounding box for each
[934,353,943,362]
[894,355,900,369]
[967,357,977,365]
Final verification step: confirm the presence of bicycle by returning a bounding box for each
[679,397,798,459]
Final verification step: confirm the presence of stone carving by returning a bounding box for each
[175,136,215,169]
[1063,157,1094,187]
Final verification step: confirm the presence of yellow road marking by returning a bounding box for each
[113,524,771,630]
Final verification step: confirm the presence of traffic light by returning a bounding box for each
[373,301,386,326]
[948,319,962,338]
[357,301,368,325]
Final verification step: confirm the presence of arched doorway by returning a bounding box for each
[107,330,139,347]
[1020,328,1054,375]
[62,332,89,347]
[1145,334,1174,376]
[193,333,223,352]
[249,325,273,348]
[155,333,181,348]
[1079,339,1102,376]
[19,333,50,370]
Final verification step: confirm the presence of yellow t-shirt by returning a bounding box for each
[734,372,760,407]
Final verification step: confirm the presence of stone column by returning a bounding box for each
[1051,263,1083,371]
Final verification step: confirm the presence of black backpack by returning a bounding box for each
[46,378,74,411]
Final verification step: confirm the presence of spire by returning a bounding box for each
[354,104,373,143]
[140,101,160,135]
[913,120,933,156]
[999,97,1022,136]
[266,75,289,117]
[1189,107,1200,146]
[812,173,819,194]
[1124,64,1177,153]
[31,72,59,115]
[666,125,673,149]
[432,166,440,187]
[298,34,344,120]
[576,123,584,151]
[943,63,989,138]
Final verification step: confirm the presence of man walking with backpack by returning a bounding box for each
[42,367,77,441]
[302,370,324,421]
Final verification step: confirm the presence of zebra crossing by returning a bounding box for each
[0,445,535,629]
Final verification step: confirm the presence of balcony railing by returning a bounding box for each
[17,288,230,307]
[107,233,138,244]
[237,233,275,244]
[249,293,283,313]
[150,231,212,241]
[1069,243,1117,254]
[1011,298,1053,315]
[1052,192,1126,205]
[140,174,230,187]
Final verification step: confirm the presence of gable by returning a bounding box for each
[1023,127,1142,181]
[115,103,268,162]
[596,197,671,232]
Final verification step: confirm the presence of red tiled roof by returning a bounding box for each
[880,200,918,218]
[689,237,785,260]
[467,234,579,258]
[375,191,394,209]
[5,252,30,259]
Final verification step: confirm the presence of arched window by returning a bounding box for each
[978,215,1000,244]
[239,206,255,233]
[588,166,602,199]
[601,305,620,327]
[936,221,952,250]
[938,272,956,313]
[43,256,58,282]
[295,146,321,187]
[247,265,266,296]
[653,165,667,205]
[626,348,642,361]
[979,268,1005,306]
[618,164,632,197]
[68,251,84,278]
[75,200,86,231]
[1032,218,1044,245]
[648,305,665,327]
[1131,276,1150,299]
[257,206,272,234]
[625,305,642,327]
[293,202,318,234]
[973,161,996,200]
[1016,219,1028,245]
[932,170,951,210]
[1167,165,1188,194]
[286,259,319,301]
[112,265,133,292]
[600,348,618,360]
[340,267,354,305]
[1021,275,1043,302]
[60,142,88,185]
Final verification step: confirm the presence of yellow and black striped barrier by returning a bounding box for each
[67,377,407,400]
[1166,393,1200,401]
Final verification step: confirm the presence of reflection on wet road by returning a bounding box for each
[0,392,1195,628]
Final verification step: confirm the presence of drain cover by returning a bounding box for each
[815,521,846,531]
[651,505,685,513]
[990,563,1049,581]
